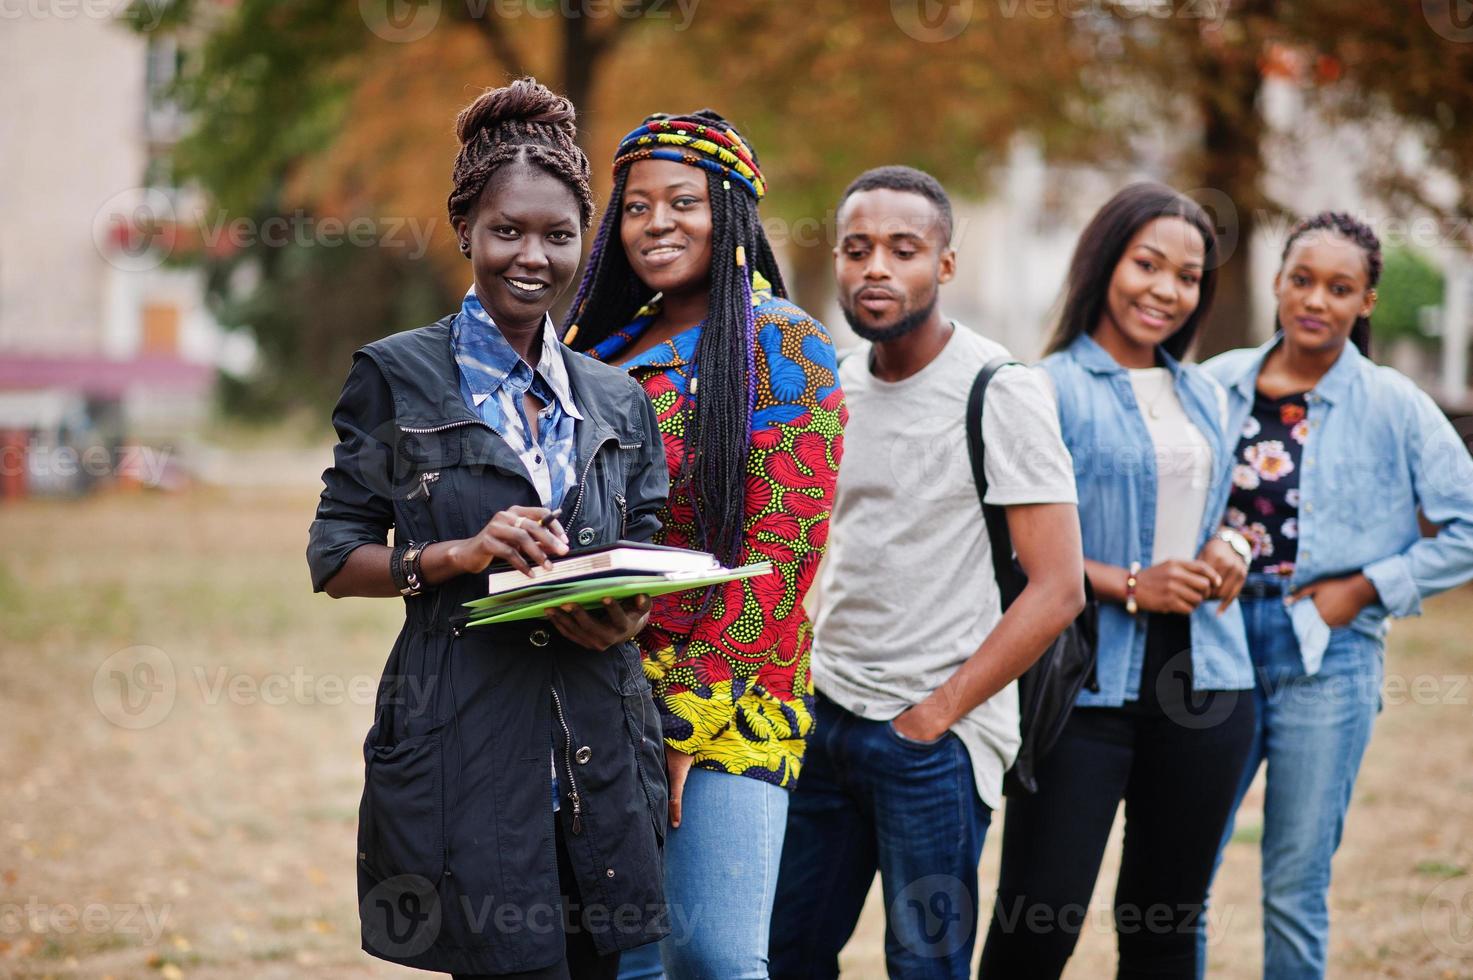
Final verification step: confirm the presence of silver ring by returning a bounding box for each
[513,515,528,530]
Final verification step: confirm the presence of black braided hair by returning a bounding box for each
[447,77,593,231]
[1279,211,1382,357]
[564,110,786,565]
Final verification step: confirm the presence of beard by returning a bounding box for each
[841,289,938,343]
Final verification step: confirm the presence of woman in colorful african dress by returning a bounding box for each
[563,110,846,979]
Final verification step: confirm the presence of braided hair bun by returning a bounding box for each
[447,76,593,229]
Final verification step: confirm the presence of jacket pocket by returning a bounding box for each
[359,732,447,885]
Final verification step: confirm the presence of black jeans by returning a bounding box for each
[980,614,1256,980]
[452,819,622,980]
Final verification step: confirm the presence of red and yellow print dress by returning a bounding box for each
[588,279,846,787]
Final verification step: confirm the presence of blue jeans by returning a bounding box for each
[618,765,789,980]
[1200,577,1383,979]
[768,693,992,980]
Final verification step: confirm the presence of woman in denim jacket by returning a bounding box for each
[981,184,1256,979]
[1197,212,1473,979]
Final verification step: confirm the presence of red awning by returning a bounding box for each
[0,355,214,398]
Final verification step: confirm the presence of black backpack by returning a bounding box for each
[965,356,1099,797]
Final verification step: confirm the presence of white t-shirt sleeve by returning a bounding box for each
[979,364,1079,506]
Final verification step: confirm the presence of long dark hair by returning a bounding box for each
[1045,182,1220,361]
[1278,211,1382,358]
[564,110,787,564]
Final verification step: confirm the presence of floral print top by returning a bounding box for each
[587,278,846,788]
[1226,389,1309,575]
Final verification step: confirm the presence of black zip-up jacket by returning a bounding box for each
[306,315,671,975]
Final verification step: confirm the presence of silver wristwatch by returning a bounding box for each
[1216,528,1252,566]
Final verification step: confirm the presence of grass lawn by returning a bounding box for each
[3,487,1470,977]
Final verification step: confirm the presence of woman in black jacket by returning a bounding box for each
[306,77,671,980]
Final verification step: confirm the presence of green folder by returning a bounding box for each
[460,562,773,627]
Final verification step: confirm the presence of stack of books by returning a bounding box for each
[460,541,771,627]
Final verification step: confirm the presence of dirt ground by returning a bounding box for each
[3,486,1471,978]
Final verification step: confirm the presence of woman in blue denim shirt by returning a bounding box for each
[1197,212,1473,979]
[982,184,1256,979]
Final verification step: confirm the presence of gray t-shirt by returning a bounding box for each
[810,324,1078,809]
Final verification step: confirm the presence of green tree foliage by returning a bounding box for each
[1372,246,1445,347]
[132,1,1473,411]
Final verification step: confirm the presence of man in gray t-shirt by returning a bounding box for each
[770,167,1085,979]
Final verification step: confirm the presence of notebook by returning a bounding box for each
[483,540,720,595]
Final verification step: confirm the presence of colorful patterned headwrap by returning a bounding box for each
[611,115,767,200]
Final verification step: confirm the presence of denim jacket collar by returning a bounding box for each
[1222,333,1366,406]
[1068,331,1187,380]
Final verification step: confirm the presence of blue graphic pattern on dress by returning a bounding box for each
[451,285,581,508]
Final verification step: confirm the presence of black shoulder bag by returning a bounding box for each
[965,356,1099,798]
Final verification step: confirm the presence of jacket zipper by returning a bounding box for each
[406,471,439,501]
[399,419,487,434]
[397,418,480,508]
[614,493,627,537]
[564,435,618,533]
[549,682,583,834]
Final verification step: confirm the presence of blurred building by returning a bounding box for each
[0,8,252,495]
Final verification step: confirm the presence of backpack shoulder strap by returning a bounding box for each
[966,356,1027,607]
